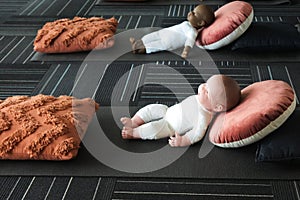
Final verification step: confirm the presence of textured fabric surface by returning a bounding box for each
[209,80,296,148]
[0,94,98,160]
[34,17,118,53]
[196,1,253,50]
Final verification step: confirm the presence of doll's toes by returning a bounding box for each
[129,37,136,44]
[169,139,174,147]
[136,48,146,54]
[131,40,146,54]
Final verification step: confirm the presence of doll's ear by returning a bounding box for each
[198,20,206,28]
[213,104,225,112]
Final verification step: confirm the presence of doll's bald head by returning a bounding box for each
[198,75,241,112]
[188,5,215,29]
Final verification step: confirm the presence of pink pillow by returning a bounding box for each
[209,80,296,148]
[196,1,253,50]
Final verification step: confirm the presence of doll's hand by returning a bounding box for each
[181,46,191,59]
[181,51,188,59]
[181,51,187,58]
[169,133,182,147]
[169,133,192,147]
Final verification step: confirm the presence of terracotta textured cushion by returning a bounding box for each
[209,80,296,148]
[0,94,98,160]
[196,1,253,50]
[34,17,118,53]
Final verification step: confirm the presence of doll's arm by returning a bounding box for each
[169,132,192,147]
[181,46,191,58]
[169,121,207,147]
[169,124,208,147]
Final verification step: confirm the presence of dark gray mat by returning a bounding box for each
[209,47,300,62]
[0,107,299,179]
[30,26,300,63]
[30,46,300,63]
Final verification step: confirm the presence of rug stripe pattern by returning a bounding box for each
[1,176,300,200]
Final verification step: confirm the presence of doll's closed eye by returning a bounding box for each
[203,84,209,94]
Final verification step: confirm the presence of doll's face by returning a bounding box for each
[197,83,211,111]
[198,75,241,112]
[198,75,226,112]
[187,5,215,29]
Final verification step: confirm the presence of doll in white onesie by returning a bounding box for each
[129,4,215,58]
[120,75,241,147]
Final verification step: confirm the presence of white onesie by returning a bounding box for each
[135,95,212,144]
[141,21,199,54]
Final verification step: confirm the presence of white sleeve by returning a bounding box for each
[184,28,197,48]
[184,104,211,144]
[184,123,207,144]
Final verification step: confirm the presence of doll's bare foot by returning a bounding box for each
[120,117,133,128]
[120,117,137,139]
[120,116,144,128]
[121,126,140,139]
[129,37,146,54]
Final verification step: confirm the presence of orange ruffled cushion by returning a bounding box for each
[209,80,296,148]
[0,94,98,160]
[34,17,118,53]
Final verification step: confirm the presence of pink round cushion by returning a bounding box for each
[209,80,296,148]
[196,1,253,50]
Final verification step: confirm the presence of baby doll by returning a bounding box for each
[120,75,241,147]
[129,4,215,58]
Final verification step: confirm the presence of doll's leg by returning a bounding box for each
[121,104,168,127]
[120,115,144,129]
[120,116,143,139]
[135,104,168,123]
[121,104,168,139]
[122,117,174,140]
[141,32,165,53]
[143,40,165,53]
[135,118,174,140]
